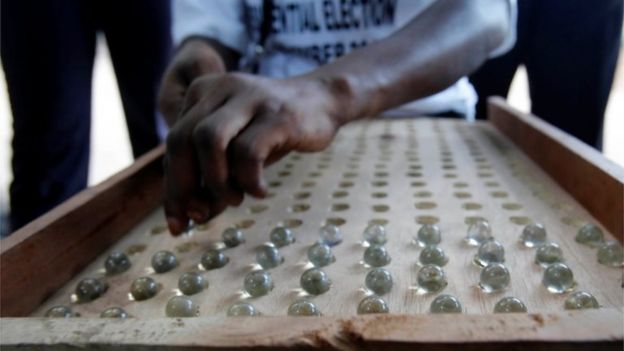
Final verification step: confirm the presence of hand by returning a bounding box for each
[164,73,344,235]
[158,38,229,126]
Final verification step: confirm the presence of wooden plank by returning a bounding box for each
[0,145,166,317]
[488,97,624,241]
[1,310,622,350]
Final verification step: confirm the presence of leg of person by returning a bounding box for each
[1,0,96,231]
[525,0,623,149]
[97,0,172,158]
[469,0,534,120]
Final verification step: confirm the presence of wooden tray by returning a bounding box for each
[1,98,622,350]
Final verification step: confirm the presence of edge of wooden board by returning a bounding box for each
[1,309,622,350]
[0,145,166,317]
[487,97,624,241]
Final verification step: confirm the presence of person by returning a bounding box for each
[159,0,517,235]
[470,0,623,149]
[1,0,172,232]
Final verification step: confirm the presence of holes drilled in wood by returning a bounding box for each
[269,181,282,188]
[150,225,167,236]
[235,219,256,229]
[509,216,532,225]
[324,217,346,226]
[331,203,350,212]
[462,202,483,210]
[372,181,388,187]
[414,191,432,198]
[484,181,499,188]
[249,204,269,214]
[294,192,311,200]
[279,219,303,228]
[278,171,291,177]
[416,215,440,225]
[372,204,390,212]
[454,192,472,199]
[369,218,389,225]
[411,181,426,187]
[332,191,349,198]
[343,172,358,178]
[415,201,437,209]
[453,182,469,188]
[490,191,509,198]
[465,216,487,225]
[371,192,387,199]
[289,203,311,213]
[444,173,457,179]
[301,181,316,188]
[502,203,523,211]
[374,172,389,178]
[308,172,322,178]
[407,172,423,178]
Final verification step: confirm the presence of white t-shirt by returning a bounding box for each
[173,0,517,119]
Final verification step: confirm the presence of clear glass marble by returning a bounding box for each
[465,219,493,246]
[416,224,441,247]
[222,227,245,248]
[151,250,178,273]
[430,294,462,314]
[307,242,335,267]
[363,245,391,267]
[473,240,505,267]
[564,291,600,310]
[575,223,604,247]
[130,276,159,301]
[542,263,575,293]
[201,249,229,270]
[357,295,389,314]
[244,270,274,297]
[535,242,564,267]
[363,224,388,245]
[45,305,74,318]
[178,272,207,295]
[479,263,510,293]
[319,224,343,246]
[365,268,393,295]
[256,244,284,269]
[75,277,108,302]
[227,302,259,316]
[493,297,527,313]
[597,241,624,267]
[300,268,331,295]
[165,296,199,317]
[417,264,447,293]
[104,251,131,275]
[100,307,129,319]
[270,226,295,247]
[520,223,547,247]
[288,300,321,316]
[419,246,449,267]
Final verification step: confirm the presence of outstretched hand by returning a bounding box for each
[163,72,343,235]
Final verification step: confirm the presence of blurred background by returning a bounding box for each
[1,3,623,237]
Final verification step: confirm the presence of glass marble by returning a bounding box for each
[416,224,441,247]
[535,242,564,267]
[365,268,393,295]
[419,246,448,267]
[165,296,199,317]
[45,305,74,318]
[494,297,527,313]
[520,223,547,247]
[178,272,207,295]
[130,276,159,301]
[597,241,624,267]
[300,268,331,295]
[270,227,295,247]
[256,244,284,269]
[76,277,108,302]
[479,263,510,293]
[363,245,391,267]
[244,270,274,297]
[222,227,245,248]
[201,249,229,270]
[363,224,388,245]
[417,264,447,293]
[104,251,131,275]
[227,302,259,316]
[319,224,343,246]
[357,295,389,314]
[575,223,604,247]
[307,242,335,267]
[430,294,462,314]
[151,250,178,273]
[564,291,600,310]
[100,307,129,319]
[474,240,505,267]
[542,263,575,293]
[465,219,493,246]
[288,300,321,316]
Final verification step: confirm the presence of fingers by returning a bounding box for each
[164,78,229,235]
[158,68,187,127]
[230,115,290,198]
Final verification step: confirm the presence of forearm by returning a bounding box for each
[305,0,511,124]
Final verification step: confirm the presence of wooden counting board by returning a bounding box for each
[1,98,623,350]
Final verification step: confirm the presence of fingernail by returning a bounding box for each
[167,217,184,235]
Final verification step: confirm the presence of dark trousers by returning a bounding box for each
[1,0,172,231]
[470,0,623,149]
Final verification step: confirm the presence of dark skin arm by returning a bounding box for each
[161,0,511,234]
